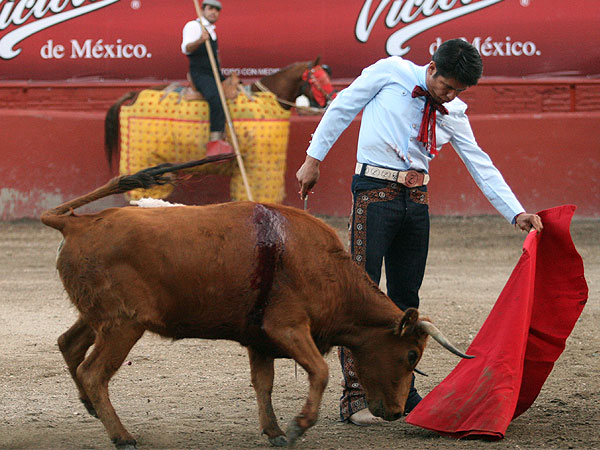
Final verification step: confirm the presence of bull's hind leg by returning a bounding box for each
[57,317,97,417]
[248,347,287,447]
[262,320,329,447]
[76,321,144,449]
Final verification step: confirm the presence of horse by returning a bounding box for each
[104,57,335,203]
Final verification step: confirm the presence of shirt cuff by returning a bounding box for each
[512,211,525,225]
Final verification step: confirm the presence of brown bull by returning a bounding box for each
[41,160,472,449]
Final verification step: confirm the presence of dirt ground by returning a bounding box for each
[0,214,598,450]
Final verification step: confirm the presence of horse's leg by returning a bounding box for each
[248,347,287,447]
[262,318,329,447]
[76,321,144,449]
[57,317,97,417]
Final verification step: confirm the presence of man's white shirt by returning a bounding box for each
[181,16,216,55]
[306,56,524,223]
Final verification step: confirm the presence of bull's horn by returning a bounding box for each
[417,320,475,359]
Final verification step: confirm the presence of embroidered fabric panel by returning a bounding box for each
[338,346,369,421]
[338,185,399,421]
[410,189,429,205]
[351,186,399,266]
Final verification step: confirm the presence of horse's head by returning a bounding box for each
[255,57,337,110]
[299,57,337,108]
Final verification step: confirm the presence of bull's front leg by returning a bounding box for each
[263,321,329,447]
[247,347,287,447]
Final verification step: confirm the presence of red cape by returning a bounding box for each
[405,205,588,439]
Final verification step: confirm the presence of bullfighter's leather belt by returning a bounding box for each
[355,163,429,188]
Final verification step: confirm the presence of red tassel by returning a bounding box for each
[412,86,448,156]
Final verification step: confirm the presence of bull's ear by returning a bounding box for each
[394,308,419,336]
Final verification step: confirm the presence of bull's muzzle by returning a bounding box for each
[369,400,404,422]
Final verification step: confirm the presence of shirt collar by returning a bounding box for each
[199,16,217,39]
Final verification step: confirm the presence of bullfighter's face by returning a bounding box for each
[425,61,468,104]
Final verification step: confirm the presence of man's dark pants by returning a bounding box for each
[190,72,225,133]
[339,174,429,421]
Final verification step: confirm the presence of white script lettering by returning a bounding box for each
[0,0,120,59]
[355,0,505,56]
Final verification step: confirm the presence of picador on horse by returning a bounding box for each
[104,0,336,204]
[181,0,234,157]
[180,0,337,157]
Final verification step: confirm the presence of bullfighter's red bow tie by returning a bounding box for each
[412,86,448,156]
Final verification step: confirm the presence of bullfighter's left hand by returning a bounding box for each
[515,212,543,233]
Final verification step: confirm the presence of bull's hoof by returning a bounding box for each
[113,438,137,449]
[268,435,287,447]
[80,398,98,418]
[284,420,305,448]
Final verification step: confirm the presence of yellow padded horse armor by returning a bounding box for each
[119,89,291,202]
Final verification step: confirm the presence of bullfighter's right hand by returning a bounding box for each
[296,155,320,200]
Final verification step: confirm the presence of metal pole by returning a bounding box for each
[192,0,253,201]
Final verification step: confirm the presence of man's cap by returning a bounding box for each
[202,0,222,9]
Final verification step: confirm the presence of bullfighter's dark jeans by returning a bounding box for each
[339,174,430,421]
[190,72,225,133]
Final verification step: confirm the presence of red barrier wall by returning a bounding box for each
[0,108,126,219]
[1,79,599,219]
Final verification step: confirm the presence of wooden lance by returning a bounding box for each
[192,0,253,201]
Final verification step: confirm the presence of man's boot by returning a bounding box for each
[348,408,385,426]
[206,131,234,158]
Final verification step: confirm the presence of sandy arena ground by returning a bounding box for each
[0,214,598,450]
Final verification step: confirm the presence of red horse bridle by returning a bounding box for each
[301,64,337,107]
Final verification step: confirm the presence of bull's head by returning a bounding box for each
[351,308,473,420]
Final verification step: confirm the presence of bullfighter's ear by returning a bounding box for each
[395,308,419,336]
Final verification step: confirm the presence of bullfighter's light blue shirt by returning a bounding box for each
[306,56,525,223]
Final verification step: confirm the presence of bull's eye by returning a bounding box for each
[407,350,418,366]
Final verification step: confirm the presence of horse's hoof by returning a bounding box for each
[268,435,287,447]
[113,438,137,449]
[80,398,98,418]
[284,420,305,448]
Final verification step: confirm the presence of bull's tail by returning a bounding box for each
[105,91,138,170]
[41,154,236,231]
